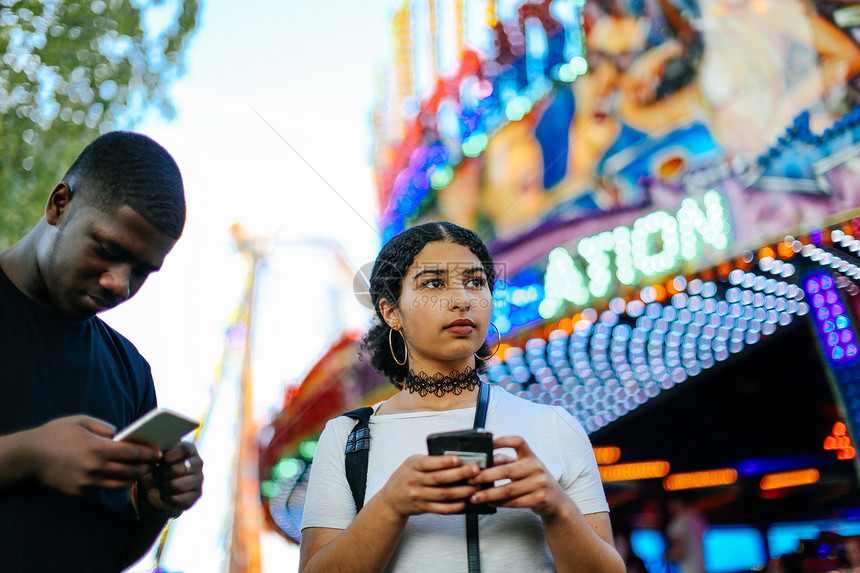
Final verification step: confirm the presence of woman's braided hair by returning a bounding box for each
[359,221,497,386]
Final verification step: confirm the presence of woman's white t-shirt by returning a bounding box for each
[302,384,610,573]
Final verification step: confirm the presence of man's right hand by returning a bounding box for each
[24,415,160,495]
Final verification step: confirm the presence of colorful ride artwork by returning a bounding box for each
[258,0,860,563]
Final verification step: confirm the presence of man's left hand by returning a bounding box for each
[139,441,203,515]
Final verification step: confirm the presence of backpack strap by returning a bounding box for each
[473,380,490,429]
[343,406,374,511]
[467,381,491,573]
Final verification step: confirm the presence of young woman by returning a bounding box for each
[299,222,624,573]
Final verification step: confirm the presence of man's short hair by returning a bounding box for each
[63,131,186,239]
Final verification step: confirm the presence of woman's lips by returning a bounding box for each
[446,325,475,335]
[445,319,476,336]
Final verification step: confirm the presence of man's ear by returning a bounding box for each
[45,183,73,226]
[379,298,400,330]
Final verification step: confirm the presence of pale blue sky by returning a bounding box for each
[105,1,403,570]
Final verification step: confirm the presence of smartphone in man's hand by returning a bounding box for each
[114,408,199,451]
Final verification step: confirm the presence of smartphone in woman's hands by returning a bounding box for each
[427,429,496,514]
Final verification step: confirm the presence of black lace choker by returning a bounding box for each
[403,367,480,397]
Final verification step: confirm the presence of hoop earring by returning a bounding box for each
[476,323,501,361]
[389,328,408,366]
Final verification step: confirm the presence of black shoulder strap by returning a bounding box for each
[473,380,490,430]
[467,382,490,573]
[343,406,373,511]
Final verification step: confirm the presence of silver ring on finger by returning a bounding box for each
[184,459,192,475]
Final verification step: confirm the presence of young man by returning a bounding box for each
[0,131,204,572]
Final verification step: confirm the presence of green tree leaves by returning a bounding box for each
[0,0,200,247]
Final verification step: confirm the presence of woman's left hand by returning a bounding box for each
[468,435,567,519]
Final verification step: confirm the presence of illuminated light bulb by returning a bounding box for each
[462,133,489,157]
[788,284,802,299]
[777,241,795,258]
[687,279,702,294]
[760,468,819,490]
[599,460,671,482]
[569,55,588,74]
[640,286,656,304]
[759,246,776,260]
[663,468,737,491]
[663,307,678,322]
[272,458,303,480]
[505,98,527,121]
[299,440,318,459]
[838,447,856,460]
[702,282,717,297]
[607,297,625,314]
[430,165,455,190]
[260,480,281,497]
[557,63,576,82]
[646,303,663,320]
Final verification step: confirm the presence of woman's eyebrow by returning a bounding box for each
[412,268,445,281]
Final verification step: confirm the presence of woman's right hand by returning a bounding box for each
[378,454,480,517]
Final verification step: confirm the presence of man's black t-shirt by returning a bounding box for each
[0,269,157,572]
